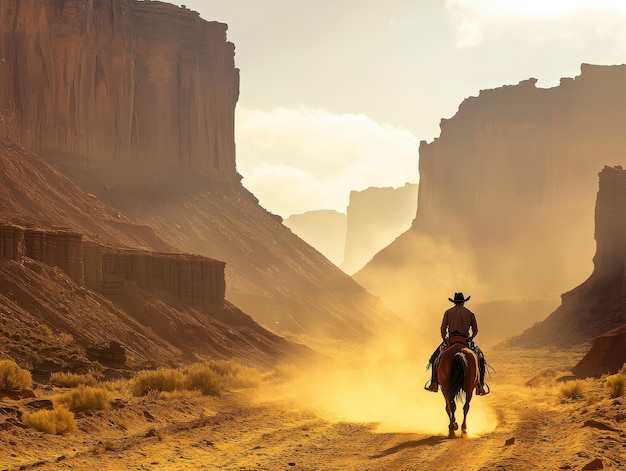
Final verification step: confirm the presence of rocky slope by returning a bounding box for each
[356,64,626,322]
[283,210,347,267]
[0,140,309,375]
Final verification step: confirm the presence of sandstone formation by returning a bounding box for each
[572,325,626,378]
[513,167,626,374]
[283,210,347,267]
[0,0,238,179]
[341,184,417,274]
[0,223,225,310]
[357,64,626,324]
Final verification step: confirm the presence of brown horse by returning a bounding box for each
[437,341,480,437]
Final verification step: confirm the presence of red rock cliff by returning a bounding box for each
[0,0,238,179]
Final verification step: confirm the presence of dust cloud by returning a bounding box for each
[261,330,497,437]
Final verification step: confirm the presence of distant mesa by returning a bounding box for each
[284,183,418,274]
[341,184,417,275]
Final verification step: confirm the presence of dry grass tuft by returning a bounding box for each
[36,324,53,337]
[57,385,110,411]
[204,360,261,389]
[560,380,585,400]
[50,372,97,388]
[22,406,76,435]
[131,368,186,396]
[605,374,626,398]
[0,359,33,390]
[184,363,223,396]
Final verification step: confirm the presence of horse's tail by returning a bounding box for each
[445,351,468,403]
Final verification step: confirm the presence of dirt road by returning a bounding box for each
[2,345,625,471]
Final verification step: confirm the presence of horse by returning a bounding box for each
[436,339,480,437]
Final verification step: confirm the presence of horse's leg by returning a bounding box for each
[462,392,472,435]
[447,398,458,437]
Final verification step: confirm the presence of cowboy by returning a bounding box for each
[425,292,489,395]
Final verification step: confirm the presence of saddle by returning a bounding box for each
[446,335,469,348]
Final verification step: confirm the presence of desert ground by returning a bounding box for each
[1,343,625,471]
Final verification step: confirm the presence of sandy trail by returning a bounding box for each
[3,345,625,471]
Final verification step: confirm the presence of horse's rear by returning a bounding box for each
[437,343,479,437]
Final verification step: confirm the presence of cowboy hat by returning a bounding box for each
[448,292,470,303]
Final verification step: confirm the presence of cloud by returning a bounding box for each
[446,0,626,47]
[235,107,420,217]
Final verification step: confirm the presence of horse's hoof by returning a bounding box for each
[448,431,456,439]
[461,429,468,436]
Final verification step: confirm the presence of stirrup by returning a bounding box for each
[424,380,438,392]
[476,383,490,396]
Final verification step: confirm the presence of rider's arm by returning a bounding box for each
[440,312,448,339]
[471,312,478,338]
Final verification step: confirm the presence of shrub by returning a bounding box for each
[184,363,223,396]
[560,380,585,400]
[22,406,76,435]
[57,386,109,412]
[605,374,626,398]
[131,368,185,396]
[50,372,97,388]
[36,324,53,337]
[205,360,261,389]
[0,359,33,390]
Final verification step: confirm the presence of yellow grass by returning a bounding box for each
[131,368,186,396]
[50,372,97,388]
[204,360,261,389]
[605,374,626,398]
[57,385,110,411]
[0,359,33,390]
[36,324,53,337]
[22,406,76,435]
[560,380,585,400]
[184,363,223,396]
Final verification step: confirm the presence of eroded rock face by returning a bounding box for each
[0,0,238,179]
[573,325,626,377]
[0,224,226,310]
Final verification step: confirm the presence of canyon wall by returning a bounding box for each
[0,0,238,179]
[357,64,626,321]
[514,166,626,375]
[0,224,225,310]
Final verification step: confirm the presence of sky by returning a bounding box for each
[181,0,626,217]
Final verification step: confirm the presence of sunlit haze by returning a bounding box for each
[183,0,626,217]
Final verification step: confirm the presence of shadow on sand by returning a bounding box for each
[371,436,448,458]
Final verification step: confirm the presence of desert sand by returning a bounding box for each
[2,343,624,471]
